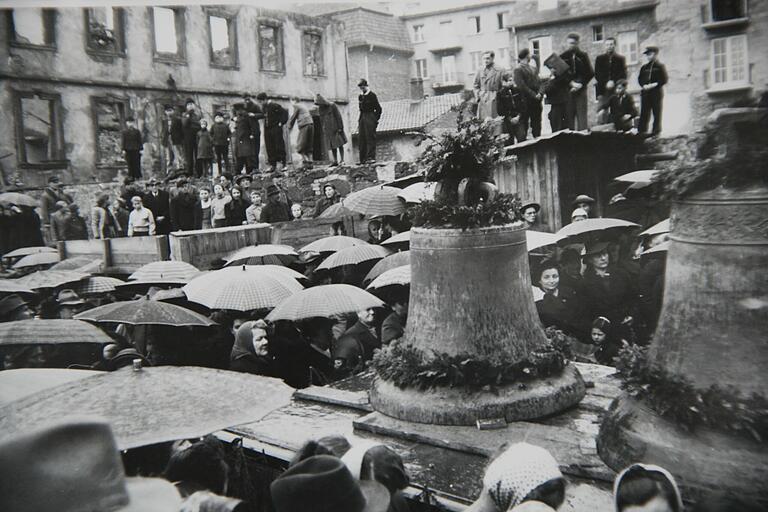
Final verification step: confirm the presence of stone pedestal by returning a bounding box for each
[371,224,585,425]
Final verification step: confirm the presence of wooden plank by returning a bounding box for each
[168,225,273,268]
[293,386,372,412]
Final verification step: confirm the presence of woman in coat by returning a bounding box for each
[314,94,347,166]
[196,120,214,178]
[229,320,277,377]
[534,260,587,341]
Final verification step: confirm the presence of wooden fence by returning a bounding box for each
[169,224,273,269]
[58,236,169,275]
[270,216,359,249]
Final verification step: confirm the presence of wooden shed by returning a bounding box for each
[494,131,645,232]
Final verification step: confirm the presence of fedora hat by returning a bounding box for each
[0,419,181,512]
[0,294,29,318]
[642,45,659,55]
[56,289,85,307]
[520,202,541,214]
[571,194,595,205]
[271,455,390,512]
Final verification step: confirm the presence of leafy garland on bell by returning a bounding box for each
[408,194,522,230]
[372,327,575,391]
[614,344,768,443]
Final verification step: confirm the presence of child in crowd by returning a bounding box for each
[210,183,231,228]
[601,79,638,133]
[226,186,249,226]
[246,190,263,224]
[497,73,527,144]
[196,119,214,178]
[291,203,304,220]
[210,112,232,176]
[195,187,213,230]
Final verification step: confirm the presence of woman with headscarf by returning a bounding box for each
[229,320,277,376]
[314,94,347,166]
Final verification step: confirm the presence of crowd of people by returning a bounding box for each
[473,33,667,141]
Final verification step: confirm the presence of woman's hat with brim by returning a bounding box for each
[521,202,541,214]
[234,175,252,186]
[572,194,595,205]
[271,455,390,512]
[0,418,181,512]
[581,241,611,259]
[55,289,86,307]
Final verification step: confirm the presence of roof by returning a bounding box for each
[329,7,413,52]
[503,129,641,153]
[509,0,659,30]
[288,3,392,16]
[400,0,512,19]
[351,93,463,135]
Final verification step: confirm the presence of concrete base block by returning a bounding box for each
[370,364,586,426]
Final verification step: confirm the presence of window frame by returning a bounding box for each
[414,58,428,79]
[710,34,749,89]
[496,12,507,30]
[84,7,126,58]
[412,24,425,43]
[91,96,131,169]
[149,6,187,65]
[205,8,239,69]
[441,55,457,83]
[258,20,286,74]
[13,89,68,169]
[7,8,57,51]
[617,30,639,65]
[592,24,604,43]
[709,0,748,22]
[302,29,325,77]
[467,15,481,35]
[469,51,483,73]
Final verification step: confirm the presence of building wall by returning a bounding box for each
[0,5,350,188]
[404,2,515,95]
[347,46,412,101]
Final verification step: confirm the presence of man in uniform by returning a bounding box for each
[638,45,668,136]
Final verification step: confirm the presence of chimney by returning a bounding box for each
[410,78,425,100]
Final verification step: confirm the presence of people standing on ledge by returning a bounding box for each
[560,32,594,131]
[473,50,505,123]
[514,48,543,139]
[288,96,315,170]
[257,93,289,172]
[314,94,347,167]
[181,98,201,176]
[161,104,184,173]
[638,45,668,136]
[594,37,627,125]
[357,79,382,164]
[121,116,143,179]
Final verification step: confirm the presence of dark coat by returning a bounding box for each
[315,95,347,151]
[210,122,231,146]
[40,187,73,225]
[169,190,197,231]
[226,198,248,226]
[497,86,527,118]
[535,286,587,339]
[638,60,668,96]
[143,190,171,227]
[260,199,291,223]
[607,93,638,130]
[581,265,637,325]
[332,320,380,378]
[121,127,143,152]
[263,102,289,129]
[197,129,213,159]
[358,91,382,121]
[312,194,340,218]
[181,110,201,143]
[594,52,627,96]
[235,114,260,157]
[560,48,594,88]
[513,63,542,101]
[380,311,405,345]
[271,323,332,388]
[161,115,184,146]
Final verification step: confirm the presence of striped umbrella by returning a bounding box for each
[366,265,410,290]
[381,230,410,247]
[75,297,217,327]
[12,252,60,269]
[0,280,35,296]
[183,266,303,312]
[50,256,101,272]
[129,261,200,282]
[75,276,124,295]
[3,246,57,259]
[343,185,406,217]
[0,192,38,208]
[14,270,88,290]
[0,319,113,346]
[315,244,392,271]
[0,368,101,408]
[364,251,410,284]
[301,235,369,254]
[267,284,384,322]
[318,201,356,219]
[397,182,436,204]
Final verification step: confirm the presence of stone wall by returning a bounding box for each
[347,46,412,102]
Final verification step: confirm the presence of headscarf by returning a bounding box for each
[230,320,269,361]
[613,463,683,512]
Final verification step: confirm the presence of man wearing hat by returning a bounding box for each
[182,98,201,174]
[638,45,668,136]
[161,104,184,172]
[234,95,263,175]
[40,175,73,241]
[0,294,33,323]
[520,201,541,229]
[55,289,86,319]
[270,455,390,512]
[260,184,291,223]
[572,194,595,217]
[143,178,171,234]
[256,93,288,171]
[0,419,182,512]
[122,116,143,179]
[357,79,382,164]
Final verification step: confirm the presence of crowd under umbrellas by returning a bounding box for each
[0,173,676,512]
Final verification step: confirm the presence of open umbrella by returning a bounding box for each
[0,192,38,208]
[642,240,670,256]
[640,218,670,237]
[50,256,99,271]
[343,185,405,217]
[14,270,88,290]
[366,265,410,290]
[318,201,357,219]
[12,252,60,269]
[315,245,391,271]
[0,366,294,450]
[397,182,436,204]
[267,284,384,322]
[0,280,35,296]
[614,170,659,185]
[381,230,410,247]
[555,218,640,246]
[75,297,217,327]
[75,276,124,295]
[0,319,114,346]
[224,244,298,267]
[129,261,200,282]
[183,266,303,312]
[252,264,308,281]
[0,368,101,408]
[301,235,369,254]
[364,251,410,284]
[526,230,559,252]
[2,246,57,259]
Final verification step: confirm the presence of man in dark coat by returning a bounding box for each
[497,73,528,143]
[593,37,627,123]
[513,49,543,138]
[332,308,380,379]
[313,183,341,218]
[40,176,73,241]
[580,241,638,326]
[542,53,572,133]
[381,295,407,345]
[121,117,143,179]
[161,105,184,173]
[181,98,201,174]
[256,93,288,170]
[606,79,638,132]
[169,177,197,231]
[357,79,382,164]
[210,111,232,175]
[638,46,668,136]
[560,33,594,130]
[143,178,171,234]
[233,99,262,175]
[260,184,291,223]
